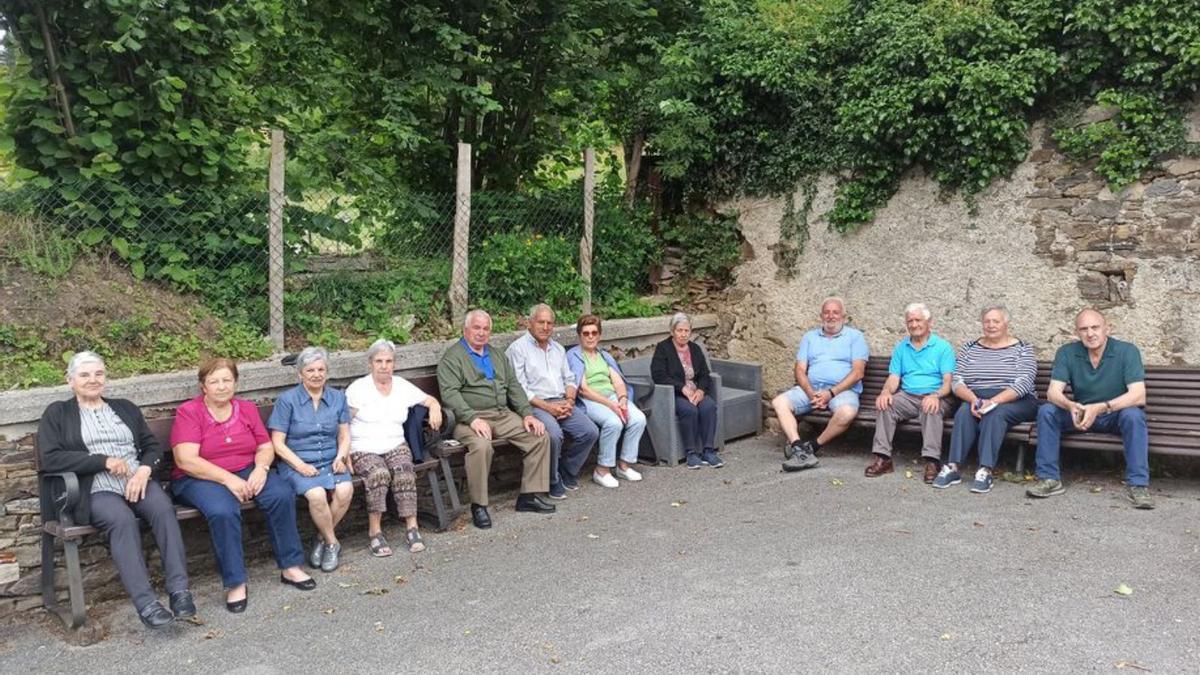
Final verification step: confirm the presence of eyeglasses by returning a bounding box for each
[580,330,600,337]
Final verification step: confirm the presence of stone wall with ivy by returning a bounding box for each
[725,120,1200,397]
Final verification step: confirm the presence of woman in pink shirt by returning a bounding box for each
[171,358,315,613]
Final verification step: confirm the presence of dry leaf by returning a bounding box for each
[374,622,385,633]
[904,470,914,479]
[361,587,390,596]
[550,657,561,664]
[337,581,359,589]
[394,575,408,585]
[829,478,844,487]
[670,500,686,507]
[203,629,220,640]
[464,629,472,636]
[586,533,600,539]
[323,608,336,614]
[1114,583,1134,597]
[1090,486,1102,493]
[939,633,951,640]
[1114,660,1151,671]
[185,616,205,626]
[972,522,985,528]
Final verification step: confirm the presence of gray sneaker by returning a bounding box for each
[782,448,819,472]
[320,542,342,573]
[308,539,326,569]
[1026,478,1066,498]
[1126,485,1155,510]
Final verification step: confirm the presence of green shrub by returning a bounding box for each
[593,201,658,303]
[469,230,583,312]
[662,210,743,284]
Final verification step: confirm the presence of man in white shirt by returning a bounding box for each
[506,304,600,499]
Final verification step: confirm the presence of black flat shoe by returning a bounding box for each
[138,601,175,628]
[280,573,317,591]
[169,590,196,620]
[514,493,556,514]
[471,503,492,529]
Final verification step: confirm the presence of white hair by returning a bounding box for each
[820,296,846,313]
[528,303,554,321]
[66,351,105,380]
[365,338,396,362]
[295,346,329,372]
[463,309,492,329]
[979,305,1011,323]
[903,302,931,320]
[669,312,692,331]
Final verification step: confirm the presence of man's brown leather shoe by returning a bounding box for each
[864,455,893,477]
[923,460,940,484]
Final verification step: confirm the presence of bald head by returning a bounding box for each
[1074,307,1110,352]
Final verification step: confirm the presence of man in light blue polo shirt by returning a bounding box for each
[867,302,956,482]
[772,297,868,472]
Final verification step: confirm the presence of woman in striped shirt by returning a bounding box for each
[36,351,194,629]
[932,307,1038,494]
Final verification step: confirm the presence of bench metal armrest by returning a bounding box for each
[41,471,81,528]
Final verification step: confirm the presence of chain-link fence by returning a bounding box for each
[0,142,639,378]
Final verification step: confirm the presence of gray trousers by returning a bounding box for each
[531,403,600,483]
[871,391,953,460]
[90,481,189,612]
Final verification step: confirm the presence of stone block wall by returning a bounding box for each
[724,122,1200,397]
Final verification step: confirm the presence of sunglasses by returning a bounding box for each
[580,330,600,337]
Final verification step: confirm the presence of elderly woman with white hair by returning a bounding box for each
[346,339,446,555]
[36,351,194,629]
[650,312,724,469]
[268,346,354,572]
[932,306,1039,494]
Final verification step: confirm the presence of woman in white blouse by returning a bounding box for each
[346,339,444,555]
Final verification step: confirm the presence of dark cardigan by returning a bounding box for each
[649,338,714,396]
[36,397,163,526]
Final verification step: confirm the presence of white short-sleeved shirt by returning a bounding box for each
[345,375,429,455]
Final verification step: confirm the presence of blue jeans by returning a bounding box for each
[948,389,1038,468]
[582,394,648,467]
[531,402,600,483]
[675,393,718,455]
[173,465,305,588]
[1034,403,1150,486]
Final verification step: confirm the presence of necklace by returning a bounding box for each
[206,400,237,444]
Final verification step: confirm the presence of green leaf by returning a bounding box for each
[79,228,107,246]
[131,260,146,279]
[112,101,136,117]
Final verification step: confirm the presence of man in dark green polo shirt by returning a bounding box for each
[1027,308,1152,509]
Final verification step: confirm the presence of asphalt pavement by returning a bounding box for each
[2,433,1198,673]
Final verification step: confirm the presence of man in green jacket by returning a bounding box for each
[437,309,554,529]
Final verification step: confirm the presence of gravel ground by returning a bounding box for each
[2,433,1198,674]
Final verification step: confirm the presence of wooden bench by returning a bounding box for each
[37,395,464,629]
[800,357,1200,472]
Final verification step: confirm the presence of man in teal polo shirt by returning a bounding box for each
[868,303,956,482]
[1027,308,1152,509]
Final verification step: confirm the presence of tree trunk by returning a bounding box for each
[624,132,644,208]
[34,3,76,138]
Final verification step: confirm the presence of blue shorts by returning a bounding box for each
[784,385,860,416]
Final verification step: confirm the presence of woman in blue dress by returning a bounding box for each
[269,347,354,572]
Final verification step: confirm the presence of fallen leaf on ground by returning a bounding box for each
[939,633,952,640]
[323,608,336,614]
[894,529,912,535]
[203,630,220,640]
[374,622,385,633]
[586,533,600,539]
[1090,486,1102,493]
[282,605,292,611]
[361,587,390,596]
[576,515,589,522]
[904,470,914,479]
[394,575,408,585]
[670,500,687,507]
[1114,583,1134,597]
[464,629,472,636]
[185,616,205,626]
[829,478,844,487]
[1114,660,1152,671]
[973,522,985,528]
[336,582,359,589]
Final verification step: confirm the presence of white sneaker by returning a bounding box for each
[592,470,619,488]
[613,465,643,482]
